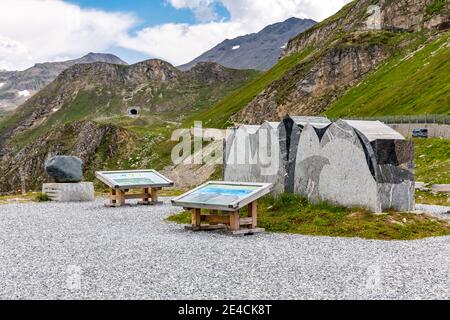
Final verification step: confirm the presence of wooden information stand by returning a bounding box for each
[107,187,163,207]
[95,170,173,207]
[172,181,272,236]
[186,200,261,235]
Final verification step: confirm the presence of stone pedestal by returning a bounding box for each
[42,182,95,202]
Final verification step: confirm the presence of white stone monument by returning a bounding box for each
[42,182,95,202]
[43,156,95,202]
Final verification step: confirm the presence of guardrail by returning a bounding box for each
[329,114,450,125]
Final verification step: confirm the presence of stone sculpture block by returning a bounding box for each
[45,156,83,183]
[223,116,415,213]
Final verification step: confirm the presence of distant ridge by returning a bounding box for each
[0,53,128,111]
[178,17,317,71]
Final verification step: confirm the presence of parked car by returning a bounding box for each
[412,128,428,138]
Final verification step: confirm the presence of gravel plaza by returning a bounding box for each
[0,198,449,300]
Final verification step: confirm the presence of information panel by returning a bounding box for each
[172,181,272,211]
[95,170,174,189]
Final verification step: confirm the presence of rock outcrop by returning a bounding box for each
[236,42,386,122]
[0,120,135,194]
[234,0,449,124]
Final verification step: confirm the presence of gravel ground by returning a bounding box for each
[415,204,450,220]
[0,198,449,300]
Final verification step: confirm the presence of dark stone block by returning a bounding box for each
[375,164,414,184]
[45,156,83,183]
[371,140,399,165]
[370,139,414,166]
[394,140,414,165]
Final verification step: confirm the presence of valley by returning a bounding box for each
[0,0,448,195]
[1,0,450,303]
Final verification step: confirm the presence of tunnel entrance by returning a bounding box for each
[127,107,141,117]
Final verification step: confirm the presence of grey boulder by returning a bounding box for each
[45,156,83,183]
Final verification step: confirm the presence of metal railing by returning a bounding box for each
[329,114,450,125]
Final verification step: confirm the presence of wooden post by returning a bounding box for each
[110,188,116,206]
[192,208,201,227]
[248,201,258,229]
[151,188,158,205]
[117,189,125,206]
[230,211,240,231]
[143,188,149,204]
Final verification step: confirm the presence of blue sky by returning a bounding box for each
[65,0,232,64]
[67,0,231,27]
[0,0,350,70]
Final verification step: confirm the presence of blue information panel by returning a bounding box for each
[96,170,173,189]
[172,182,272,211]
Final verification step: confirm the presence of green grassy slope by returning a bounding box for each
[414,138,450,185]
[184,48,313,128]
[326,31,450,117]
[0,66,258,151]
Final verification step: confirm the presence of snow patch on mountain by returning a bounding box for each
[18,90,31,97]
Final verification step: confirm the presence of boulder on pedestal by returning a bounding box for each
[45,156,83,183]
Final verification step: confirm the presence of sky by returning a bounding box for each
[0,0,351,71]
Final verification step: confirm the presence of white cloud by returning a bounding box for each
[0,0,136,70]
[0,0,351,70]
[169,0,218,22]
[121,0,352,65]
[119,21,246,65]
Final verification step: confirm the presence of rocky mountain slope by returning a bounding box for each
[1,0,449,194]
[0,120,134,193]
[0,53,128,111]
[0,59,257,193]
[178,17,316,71]
[197,0,449,125]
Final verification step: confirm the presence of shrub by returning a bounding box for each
[35,193,51,202]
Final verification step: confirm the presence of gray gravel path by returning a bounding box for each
[415,204,450,220]
[0,199,449,300]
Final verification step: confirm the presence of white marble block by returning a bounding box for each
[42,182,95,202]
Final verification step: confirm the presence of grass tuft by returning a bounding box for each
[34,193,51,202]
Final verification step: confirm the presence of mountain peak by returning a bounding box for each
[0,52,128,110]
[78,52,128,65]
[178,17,316,71]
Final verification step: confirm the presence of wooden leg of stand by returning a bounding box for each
[117,189,126,206]
[151,188,158,205]
[248,201,258,229]
[109,188,116,206]
[192,208,201,227]
[230,211,240,231]
[143,188,149,203]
